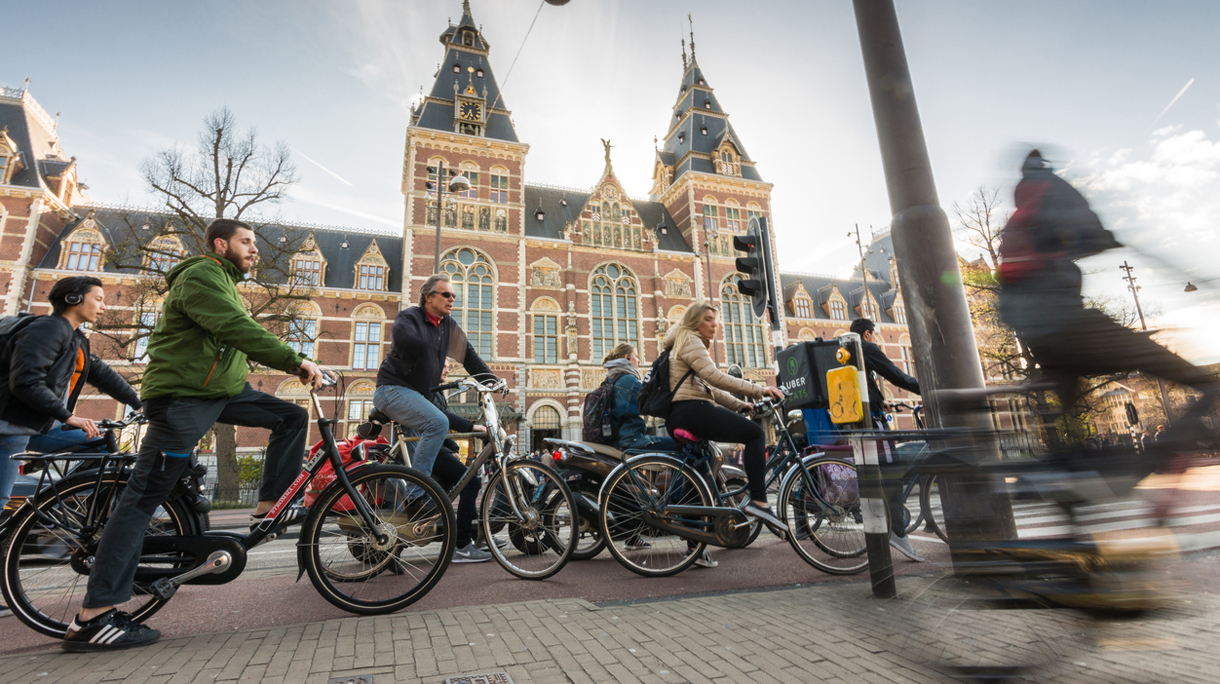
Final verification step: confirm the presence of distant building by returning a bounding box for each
[0,3,929,453]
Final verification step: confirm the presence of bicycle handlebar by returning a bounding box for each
[60,413,146,432]
[430,376,507,395]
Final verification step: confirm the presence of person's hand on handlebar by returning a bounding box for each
[761,386,785,402]
[295,359,326,390]
[65,415,101,439]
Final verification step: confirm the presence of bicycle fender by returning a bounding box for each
[720,463,747,483]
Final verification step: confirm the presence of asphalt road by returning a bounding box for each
[2,466,1217,655]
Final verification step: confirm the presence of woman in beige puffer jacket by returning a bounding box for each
[661,302,788,534]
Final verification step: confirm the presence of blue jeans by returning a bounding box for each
[0,428,93,509]
[373,385,449,478]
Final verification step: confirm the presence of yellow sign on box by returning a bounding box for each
[827,366,863,424]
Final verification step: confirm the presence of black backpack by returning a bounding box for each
[636,349,694,419]
[582,375,620,444]
[0,313,42,363]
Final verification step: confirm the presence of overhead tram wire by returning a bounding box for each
[485,0,546,115]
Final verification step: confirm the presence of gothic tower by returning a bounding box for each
[649,34,784,369]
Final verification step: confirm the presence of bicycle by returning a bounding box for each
[1,371,456,638]
[598,394,869,577]
[364,374,578,580]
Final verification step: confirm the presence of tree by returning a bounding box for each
[94,108,317,502]
[953,185,1006,268]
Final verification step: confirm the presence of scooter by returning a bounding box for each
[544,436,750,560]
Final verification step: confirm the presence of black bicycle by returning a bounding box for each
[363,375,578,580]
[1,371,456,638]
[598,395,869,576]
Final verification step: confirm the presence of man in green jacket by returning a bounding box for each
[64,218,323,652]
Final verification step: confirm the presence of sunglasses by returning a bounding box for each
[432,291,456,299]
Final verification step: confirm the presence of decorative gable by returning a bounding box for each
[355,239,389,291]
[663,269,693,298]
[529,257,562,288]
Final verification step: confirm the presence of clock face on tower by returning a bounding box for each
[459,101,482,122]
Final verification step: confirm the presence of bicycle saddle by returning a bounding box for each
[367,408,394,424]
[672,429,702,443]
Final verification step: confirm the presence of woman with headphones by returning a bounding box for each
[0,275,143,522]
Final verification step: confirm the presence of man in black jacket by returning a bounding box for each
[374,273,496,561]
[0,276,142,515]
[849,317,923,561]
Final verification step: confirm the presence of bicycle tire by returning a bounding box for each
[599,455,712,577]
[779,456,868,575]
[569,484,607,561]
[303,464,455,615]
[481,461,577,580]
[919,474,950,543]
[2,471,201,638]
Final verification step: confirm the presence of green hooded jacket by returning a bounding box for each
[140,252,308,400]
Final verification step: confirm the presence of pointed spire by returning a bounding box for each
[681,38,687,70]
[688,14,696,63]
[462,0,471,16]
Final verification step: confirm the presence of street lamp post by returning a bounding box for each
[429,161,471,273]
[1119,260,1174,425]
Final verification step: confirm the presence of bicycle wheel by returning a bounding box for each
[2,472,200,638]
[901,478,922,536]
[599,455,712,577]
[303,464,455,615]
[919,474,950,543]
[884,571,1085,680]
[481,461,577,580]
[569,484,607,561]
[779,457,868,575]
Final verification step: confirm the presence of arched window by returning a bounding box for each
[721,278,767,368]
[351,304,385,371]
[61,228,104,271]
[490,166,509,204]
[441,248,494,357]
[345,381,376,438]
[590,264,639,361]
[530,404,562,431]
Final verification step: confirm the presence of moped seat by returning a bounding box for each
[572,441,624,460]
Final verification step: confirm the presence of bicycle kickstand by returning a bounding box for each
[149,551,233,600]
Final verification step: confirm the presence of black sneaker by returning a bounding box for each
[62,609,160,652]
[250,505,307,532]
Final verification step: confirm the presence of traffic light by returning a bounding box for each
[733,218,770,318]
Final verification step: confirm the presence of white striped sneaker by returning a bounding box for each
[62,609,161,652]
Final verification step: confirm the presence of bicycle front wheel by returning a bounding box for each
[919,474,950,543]
[303,464,455,615]
[779,457,868,575]
[599,455,712,577]
[2,472,200,638]
[482,461,577,580]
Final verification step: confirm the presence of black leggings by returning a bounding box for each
[667,400,767,501]
[429,448,480,548]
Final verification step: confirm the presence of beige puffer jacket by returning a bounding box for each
[663,326,762,411]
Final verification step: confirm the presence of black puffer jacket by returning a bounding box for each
[376,306,493,395]
[0,315,142,432]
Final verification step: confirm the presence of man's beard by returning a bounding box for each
[222,247,253,274]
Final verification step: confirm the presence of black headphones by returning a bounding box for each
[65,290,84,306]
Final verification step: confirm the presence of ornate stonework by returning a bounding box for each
[530,368,564,389]
[580,367,606,389]
[663,269,693,298]
[529,257,562,288]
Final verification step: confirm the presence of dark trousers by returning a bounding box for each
[430,447,480,548]
[84,384,308,608]
[667,400,767,501]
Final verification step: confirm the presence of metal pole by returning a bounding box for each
[432,160,446,273]
[853,0,1016,545]
[1120,261,1173,425]
[704,234,720,363]
[842,332,895,598]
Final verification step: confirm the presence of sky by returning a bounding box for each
[6,0,1219,363]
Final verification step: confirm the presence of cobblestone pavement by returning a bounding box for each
[2,567,1216,684]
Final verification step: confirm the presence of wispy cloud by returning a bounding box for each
[1151,77,1195,126]
[292,147,353,187]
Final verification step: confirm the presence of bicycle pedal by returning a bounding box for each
[730,520,755,529]
[151,578,176,601]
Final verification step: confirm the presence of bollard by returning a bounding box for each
[851,435,895,598]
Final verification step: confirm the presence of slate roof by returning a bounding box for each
[779,272,901,326]
[45,206,404,291]
[0,89,66,190]
[522,185,692,253]
[658,57,762,186]
[413,4,518,143]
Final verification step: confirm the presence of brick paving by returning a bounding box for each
[3,572,1216,684]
